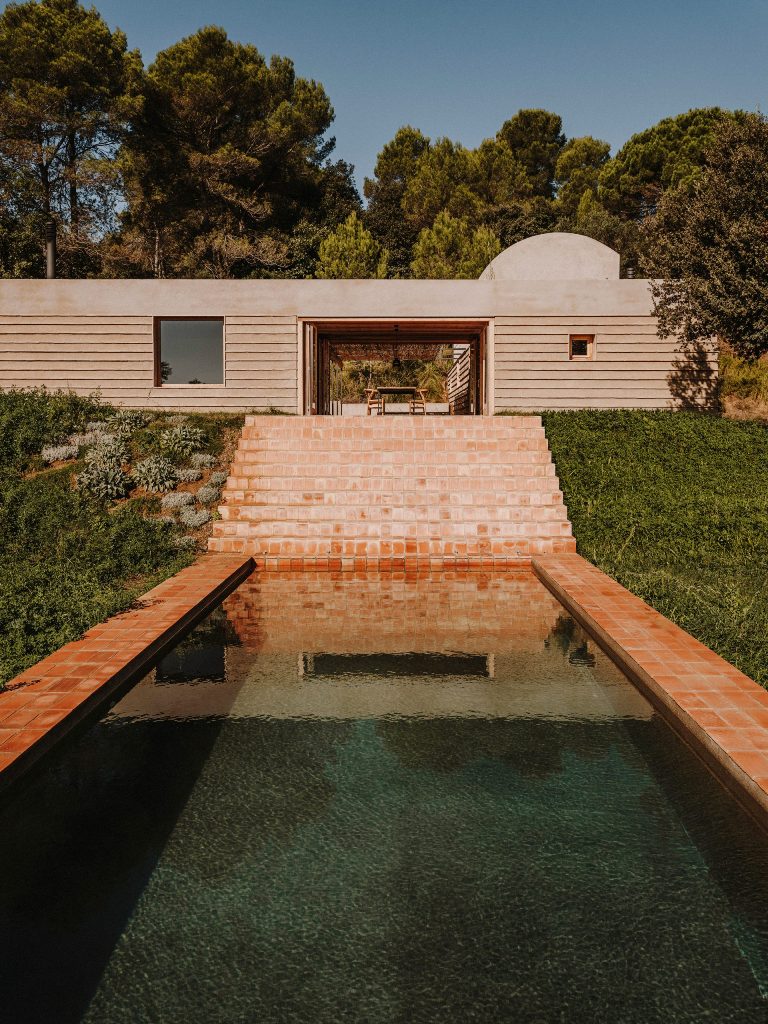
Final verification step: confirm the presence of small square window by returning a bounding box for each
[569,334,594,360]
[155,318,224,385]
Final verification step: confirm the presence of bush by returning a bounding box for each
[109,409,150,435]
[76,461,133,501]
[40,444,79,465]
[0,470,191,684]
[132,456,178,493]
[195,484,220,505]
[208,471,228,487]
[160,425,207,459]
[160,491,195,510]
[67,430,105,452]
[720,350,768,402]
[190,452,215,469]
[84,435,130,466]
[179,507,210,529]
[0,388,107,472]
[177,468,203,483]
[85,420,111,433]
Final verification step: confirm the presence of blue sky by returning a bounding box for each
[56,0,768,190]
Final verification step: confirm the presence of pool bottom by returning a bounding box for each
[1,571,768,1023]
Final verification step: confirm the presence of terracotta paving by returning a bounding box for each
[208,415,576,565]
[0,553,253,793]
[534,552,768,826]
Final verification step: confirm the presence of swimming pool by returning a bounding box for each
[2,571,768,1023]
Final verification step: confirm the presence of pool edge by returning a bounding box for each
[0,553,254,797]
[533,553,768,833]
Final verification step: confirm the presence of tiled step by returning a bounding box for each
[208,415,576,566]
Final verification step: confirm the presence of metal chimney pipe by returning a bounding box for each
[45,219,57,279]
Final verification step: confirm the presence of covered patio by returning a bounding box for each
[301,320,488,415]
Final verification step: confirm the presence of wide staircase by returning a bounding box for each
[208,415,576,567]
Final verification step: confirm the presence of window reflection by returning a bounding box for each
[157,318,223,385]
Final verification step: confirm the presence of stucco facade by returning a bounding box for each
[0,233,714,413]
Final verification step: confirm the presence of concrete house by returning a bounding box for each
[0,232,715,414]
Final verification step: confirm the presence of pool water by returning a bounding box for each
[2,571,768,1023]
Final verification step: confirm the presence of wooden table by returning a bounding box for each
[377,386,427,414]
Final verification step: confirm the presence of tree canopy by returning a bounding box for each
[0,0,142,275]
[315,212,388,278]
[410,211,501,279]
[598,108,737,219]
[647,113,768,361]
[0,2,755,285]
[111,26,352,278]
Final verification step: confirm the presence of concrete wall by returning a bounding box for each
[0,277,715,412]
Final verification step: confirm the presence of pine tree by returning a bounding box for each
[315,212,389,278]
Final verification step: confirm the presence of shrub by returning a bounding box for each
[195,484,220,505]
[67,430,104,452]
[167,414,189,426]
[76,461,133,501]
[160,491,195,510]
[0,387,107,473]
[179,507,210,529]
[84,435,130,466]
[174,534,198,549]
[155,514,177,526]
[85,420,111,433]
[177,468,203,483]
[208,471,228,487]
[132,456,178,493]
[720,350,768,402]
[109,409,150,435]
[190,452,215,468]
[160,425,207,459]
[40,443,79,464]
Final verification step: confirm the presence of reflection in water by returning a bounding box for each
[1,571,768,1024]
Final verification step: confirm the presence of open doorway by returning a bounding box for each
[302,320,489,415]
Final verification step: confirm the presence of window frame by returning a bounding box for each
[569,334,595,361]
[153,316,226,387]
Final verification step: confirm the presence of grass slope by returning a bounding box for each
[0,389,242,687]
[543,411,768,686]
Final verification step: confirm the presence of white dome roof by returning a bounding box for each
[481,232,620,281]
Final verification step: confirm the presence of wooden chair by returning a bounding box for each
[410,388,427,415]
[365,387,382,415]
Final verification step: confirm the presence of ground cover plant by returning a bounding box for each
[0,388,243,687]
[542,410,768,685]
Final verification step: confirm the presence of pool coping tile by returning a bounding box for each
[533,552,768,831]
[0,553,254,796]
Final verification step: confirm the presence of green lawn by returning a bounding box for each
[0,389,243,687]
[542,410,768,686]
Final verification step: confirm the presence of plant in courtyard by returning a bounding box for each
[159,424,207,459]
[646,113,768,361]
[208,471,228,487]
[176,467,203,483]
[76,459,132,500]
[131,455,178,493]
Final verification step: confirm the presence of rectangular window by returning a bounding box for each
[155,318,224,385]
[569,334,594,360]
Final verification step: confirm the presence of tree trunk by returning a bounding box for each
[67,133,78,233]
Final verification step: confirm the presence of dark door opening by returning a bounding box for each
[302,320,488,416]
